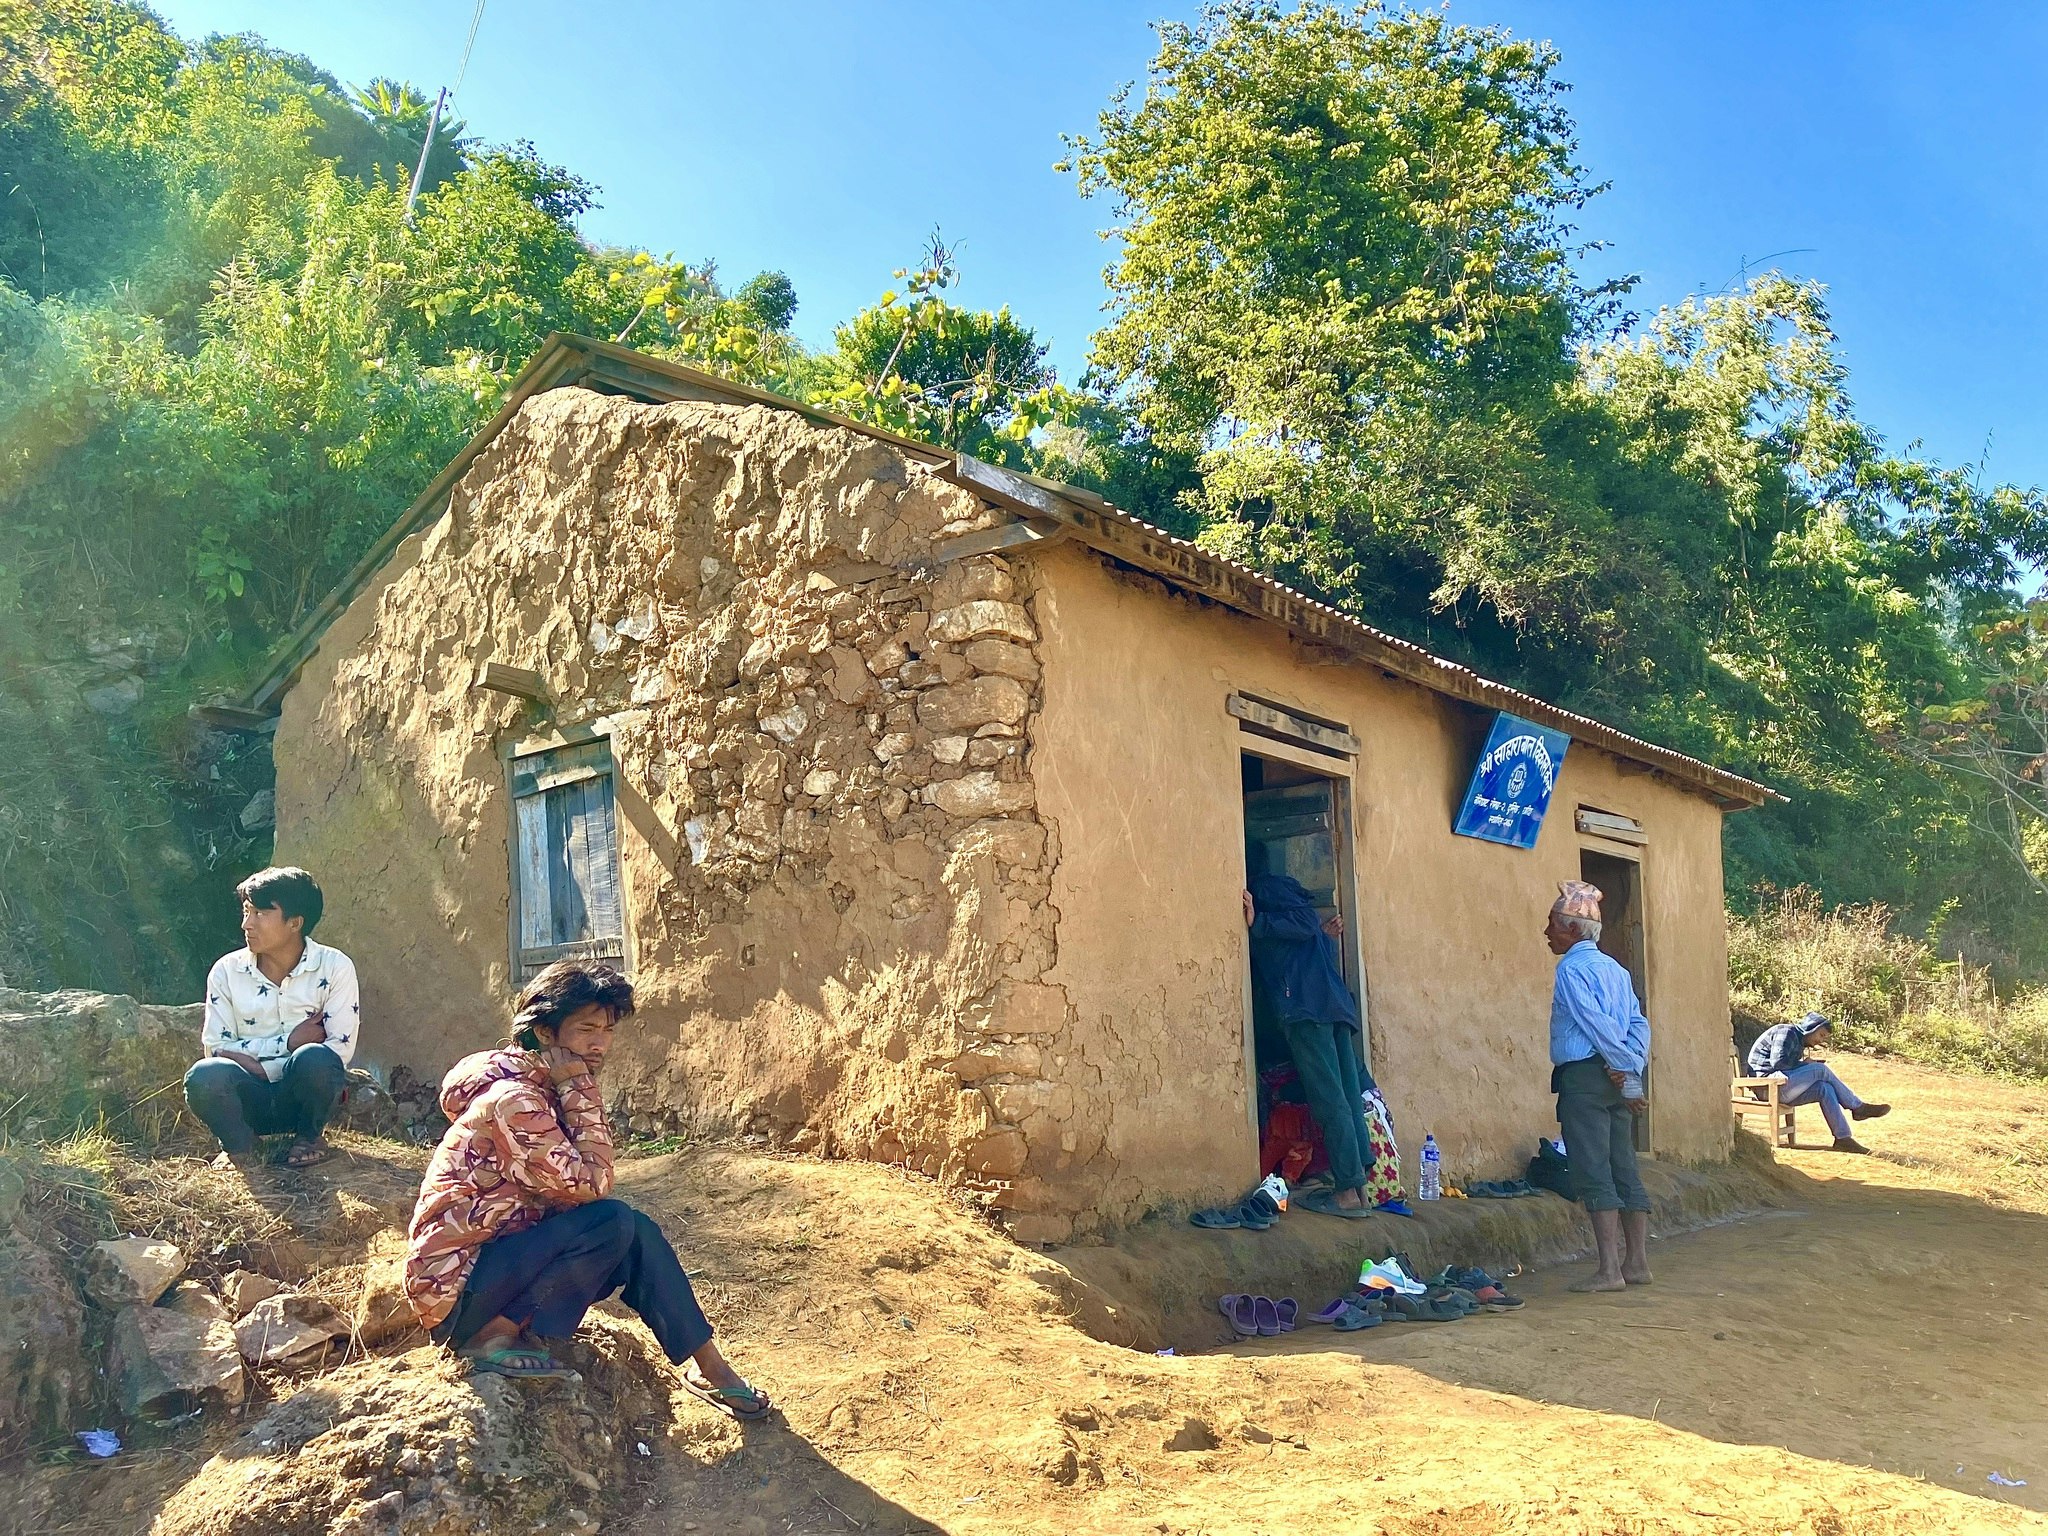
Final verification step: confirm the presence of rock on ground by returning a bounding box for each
[109,1305,245,1419]
[235,1294,349,1365]
[350,1229,422,1349]
[220,1268,283,1318]
[153,1318,672,1536]
[86,1236,186,1308]
[0,1232,91,1451]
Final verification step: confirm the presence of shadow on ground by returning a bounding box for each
[1220,1121,2048,1517]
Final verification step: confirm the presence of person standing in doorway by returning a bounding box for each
[1746,1012,1889,1153]
[1243,873,1375,1219]
[184,867,359,1170]
[1545,880,1653,1291]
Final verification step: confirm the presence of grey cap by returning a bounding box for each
[1798,1011,1832,1034]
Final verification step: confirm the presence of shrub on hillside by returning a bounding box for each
[1730,887,2048,1081]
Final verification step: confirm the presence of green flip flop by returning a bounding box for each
[684,1368,773,1421]
[462,1344,579,1380]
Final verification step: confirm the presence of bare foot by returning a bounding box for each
[1623,1267,1653,1286]
[1569,1272,1627,1293]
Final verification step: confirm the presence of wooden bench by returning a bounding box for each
[1731,1075,1798,1146]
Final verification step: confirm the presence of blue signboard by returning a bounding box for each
[1453,712,1571,849]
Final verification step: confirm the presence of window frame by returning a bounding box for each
[503,723,632,985]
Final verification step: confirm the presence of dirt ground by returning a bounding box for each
[584,1051,2047,1536]
[20,1052,2048,1536]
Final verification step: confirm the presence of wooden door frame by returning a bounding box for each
[1237,733,1367,1151]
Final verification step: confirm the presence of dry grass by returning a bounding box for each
[1730,886,2048,1081]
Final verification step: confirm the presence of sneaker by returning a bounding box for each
[1850,1103,1890,1121]
[1830,1136,1871,1154]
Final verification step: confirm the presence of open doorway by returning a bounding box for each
[1240,748,1365,1176]
[1580,847,1649,1149]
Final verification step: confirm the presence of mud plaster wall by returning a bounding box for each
[276,389,1108,1241]
[1027,543,1734,1202]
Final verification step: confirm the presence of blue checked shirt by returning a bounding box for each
[1549,940,1648,1076]
[202,939,360,1081]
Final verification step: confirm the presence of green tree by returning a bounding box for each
[1065,0,1626,649]
[816,235,1056,458]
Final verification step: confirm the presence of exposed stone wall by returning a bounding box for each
[279,390,1104,1241]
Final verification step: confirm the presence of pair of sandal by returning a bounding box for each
[1465,1178,1539,1199]
[1190,1187,1282,1230]
[1219,1294,1297,1337]
[1295,1187,1375,1220]
[463,1338,772,1421]
[1431,1264,1526,1309]
[1307,1294,1385,1331]
[210,1137,334,1173]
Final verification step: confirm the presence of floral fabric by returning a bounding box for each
[403,1048,614,1331]
[1364,1089,1404,1206]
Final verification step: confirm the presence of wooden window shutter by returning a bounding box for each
[510,740,627,981]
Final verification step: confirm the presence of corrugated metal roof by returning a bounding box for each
[236,333,1775,809]
[942,456,1775,809]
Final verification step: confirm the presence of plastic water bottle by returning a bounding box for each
[1418,1133,1442,1201]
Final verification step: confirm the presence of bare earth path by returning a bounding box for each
[1233,1053,2048,1516]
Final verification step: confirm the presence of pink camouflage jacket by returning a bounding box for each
[404,1047,615,1331]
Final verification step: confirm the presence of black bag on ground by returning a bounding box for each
[1526,1138,1574,1197]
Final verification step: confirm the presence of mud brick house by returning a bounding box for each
[231,335,1772,1243]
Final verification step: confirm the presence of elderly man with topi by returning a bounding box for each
[1545,880,1653,1293]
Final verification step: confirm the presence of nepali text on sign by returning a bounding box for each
[1453,712,1571,850]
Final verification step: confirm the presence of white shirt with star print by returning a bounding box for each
[202,938,361,1082]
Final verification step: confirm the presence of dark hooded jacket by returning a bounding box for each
[1247,874,1360,1032]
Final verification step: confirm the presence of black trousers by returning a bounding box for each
[439,1198,714,1365]
[183,1044,347,1153]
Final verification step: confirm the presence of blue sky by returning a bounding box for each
[153,0,2048,491]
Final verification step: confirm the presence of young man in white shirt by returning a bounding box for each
[184,867,360,1169]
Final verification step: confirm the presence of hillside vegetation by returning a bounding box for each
[4,0,2047,998]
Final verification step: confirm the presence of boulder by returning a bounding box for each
[163,1282,230,1323]
[235,1293,349,1365]
[109,1304,245,1419]
[0,1232,91,1447]
[0,987,199,1140]
[220,1268,284,1318]
[351,1229,422,1349]
[152,1319,672,1536]
[85,1236,185,1308]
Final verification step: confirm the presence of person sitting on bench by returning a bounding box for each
[1746,1012,1889,1154]
[184,867,357,1170]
